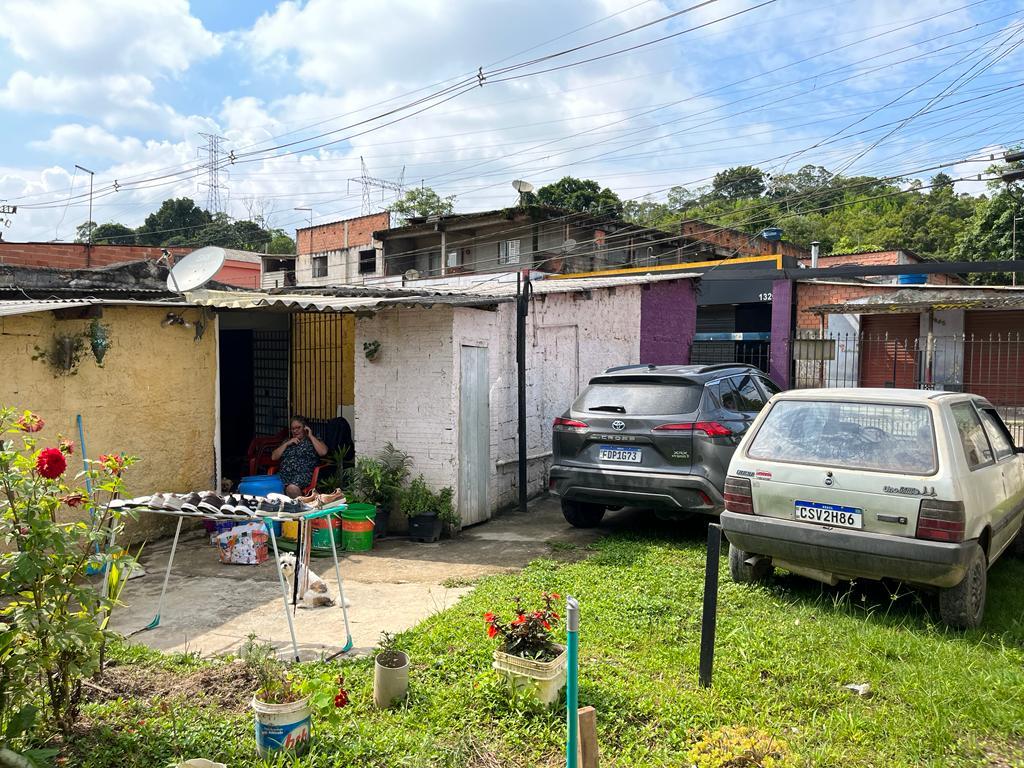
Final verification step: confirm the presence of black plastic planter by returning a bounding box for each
[408,513,442,543]
[375,506,390,539]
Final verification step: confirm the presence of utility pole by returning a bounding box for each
[74,165,94,264]
[198,132,228,214]
[348,157,405,215]
[1001,150,1024,287]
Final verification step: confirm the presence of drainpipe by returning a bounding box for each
[811,241,820,269]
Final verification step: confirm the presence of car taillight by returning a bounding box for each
[553,417,588,433]
[724,476,753,514]
[915,499,965,542]
[653,422,732,436]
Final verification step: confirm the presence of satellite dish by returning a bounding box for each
[512,179,534,194]
[167,246,226,292]
[403,269,421,281]
[561,238,577,252]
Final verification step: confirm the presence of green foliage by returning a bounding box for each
[75,222,136,245]
[238,635,298,705]
[267,230,296,254]
[955,188,1022,284]
[136,197,212,246]
[400,475,457,525]
[711,165,767,201]
[391,187,456,222]
[535,176,623,216]
[0,407,138,742]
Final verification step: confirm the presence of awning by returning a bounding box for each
[185,289,509,313]
[0,298,190,318]
[807,287,1024,315]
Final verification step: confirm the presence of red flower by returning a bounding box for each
[58,438,74,455]
[61,493,85,508]
[511,615,526,626]
[98,453,126,475]
[483,612,496,623]
[334,690,349,708]
[36,447,67,479]
[16,413,44,433]
[487,624,498,639]
[549,593,561,600]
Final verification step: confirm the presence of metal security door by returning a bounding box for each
[459,346,491,526]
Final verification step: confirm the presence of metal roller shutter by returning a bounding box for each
[859,314,920,388]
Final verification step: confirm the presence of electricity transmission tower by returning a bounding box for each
[198,132,228,214]
[349,157,405,215]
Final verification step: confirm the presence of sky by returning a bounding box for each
[0,0,1022,243]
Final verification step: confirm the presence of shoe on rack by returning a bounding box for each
[256,498,283,516]
[317,489,346,506]
[147,493,172,511]
[197,494,226,515]
[278,499,312,518]
[297,492,319,506]
[161,495,186,512]
[111,496,150,510]
[180,492,207,514]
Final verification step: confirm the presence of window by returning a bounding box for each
[573,380,702,416]
[716,379,742,412]
[427,251,441,277]
[498,239,520,265]
[757,376,782,398]
[747,400,937,475]
[358,248,376,274]
[951,402,994,470]
[979,407,1015,460]
[731,375,767,412]
[311,255,328,278]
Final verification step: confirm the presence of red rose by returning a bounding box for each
[16,413,44,433]
[61,493,85,508]
[36,448,67,479]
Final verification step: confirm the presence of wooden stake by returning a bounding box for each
[578,706,599,768]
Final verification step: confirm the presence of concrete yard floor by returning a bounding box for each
[113,496,606,660]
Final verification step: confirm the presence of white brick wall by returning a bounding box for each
[354,286,643,524]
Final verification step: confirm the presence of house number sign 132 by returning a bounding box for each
[758,292,773,302]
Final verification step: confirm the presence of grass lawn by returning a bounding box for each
[73,521,1024,767]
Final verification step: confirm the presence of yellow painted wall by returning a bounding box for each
[1,306,218,540]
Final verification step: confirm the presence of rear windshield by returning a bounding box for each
[747,400,937,475]
[574,380,702,416]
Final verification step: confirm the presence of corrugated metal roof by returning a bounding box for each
[0,298,191,318]
[808,287,1024,315]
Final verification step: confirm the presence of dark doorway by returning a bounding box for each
[220,329,255,482]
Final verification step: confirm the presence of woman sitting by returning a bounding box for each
[271,416,328,498]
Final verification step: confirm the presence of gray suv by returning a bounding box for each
[550,364,781,528]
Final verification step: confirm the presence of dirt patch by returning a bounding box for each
[89,661,259,711]
[980,738,1024,767]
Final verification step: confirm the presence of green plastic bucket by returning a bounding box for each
[310,514,342,549]
[342,504,376,552]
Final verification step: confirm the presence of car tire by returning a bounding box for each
[938,543,987,629]
[560,500,605,528]
[1012,528,1024,557]
[728,543,772,584]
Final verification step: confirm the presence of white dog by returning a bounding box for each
[278,553,348,608]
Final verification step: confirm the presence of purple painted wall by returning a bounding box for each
[769,278,793,387]
[640,279,697,365]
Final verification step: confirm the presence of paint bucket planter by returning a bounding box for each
[251,696,312,758]
[492,644,567,707]
[373,650,409,708]
[408,513,443,543]
[310,514,342,549]
[173,761,227,768]
[342,504,376,552]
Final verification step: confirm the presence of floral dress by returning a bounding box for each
[278,439,319,489]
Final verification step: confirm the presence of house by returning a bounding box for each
[0,242,264,288]
[293,212,390,287]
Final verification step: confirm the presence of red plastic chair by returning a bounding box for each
[246,430,287,476]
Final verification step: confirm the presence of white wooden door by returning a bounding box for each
[459,345,490,526]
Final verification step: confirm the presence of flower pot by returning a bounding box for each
[174,761,227,768]
[251,695,312,757]
[373,650,409,708]
[492,644,567,706]
[408,513,442,543]
[375,505,391,538]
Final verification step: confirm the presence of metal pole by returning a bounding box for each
[698,523,722,688]
[75,164,94,257]
[1013,215,1020,287]
[566,596,580,768]
[516,271,530,514]
[138,516,183,633]
[266,519,302,662]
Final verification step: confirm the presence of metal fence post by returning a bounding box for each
[699,523,722,688]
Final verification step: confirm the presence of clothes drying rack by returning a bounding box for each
[131,504,353,662]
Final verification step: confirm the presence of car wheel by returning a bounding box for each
[728,542,772,584]
[1012,528,1024,557]
[938,543,987,629]
[560,500,605,528]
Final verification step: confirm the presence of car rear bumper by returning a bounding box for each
[549,464,723,514]
[720,511,973,588]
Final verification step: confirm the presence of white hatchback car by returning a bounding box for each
[721,389,1024,628]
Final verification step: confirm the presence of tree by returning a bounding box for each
[91,222,136,245]
[391,187,456,222]
[267,230,296,254]
[535,177,623,216]
[955,188,1021,284]
[711,166,766,201]
[136,197,212,246]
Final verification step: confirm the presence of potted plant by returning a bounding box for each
[485,592,567,707]
[373,632,409,709]
[403,476,455,543]
[437,486,460,538]
[240,635,312,758]
[376,442,412,538]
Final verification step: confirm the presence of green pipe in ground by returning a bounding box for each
[566,596,580,768]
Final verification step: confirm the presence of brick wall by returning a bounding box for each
[679,219,808,259]
[796,282,902,330]
[800,251,962,285]
[0,243,190,270]
[296,213,389,256]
